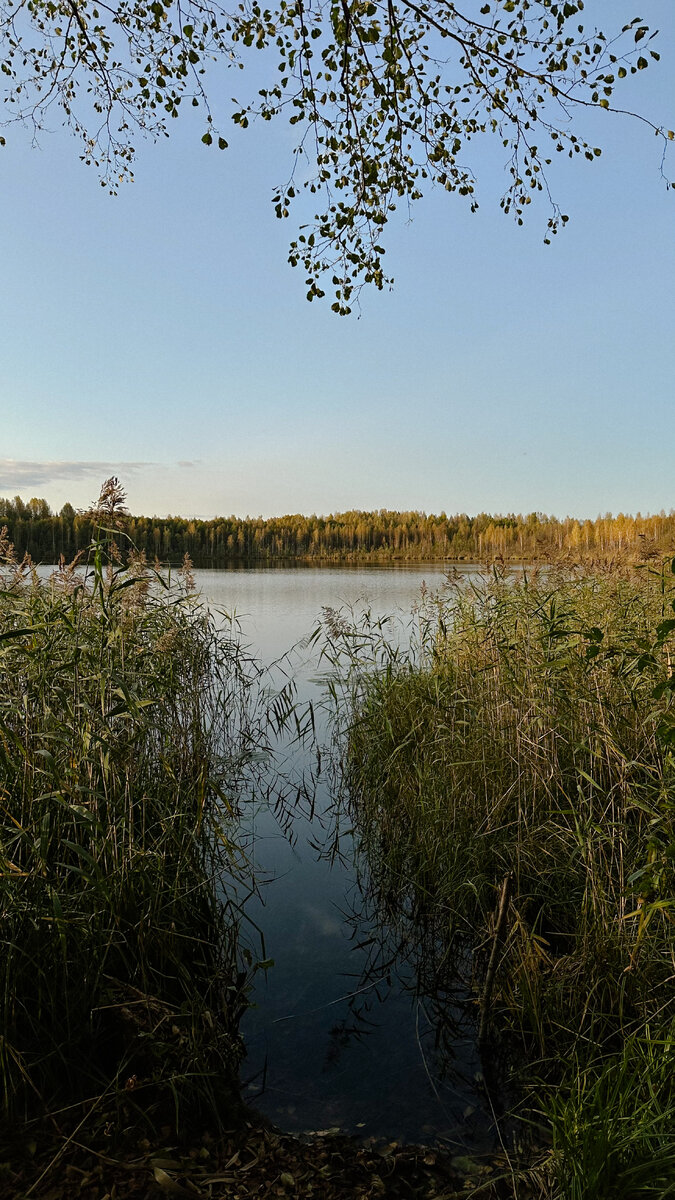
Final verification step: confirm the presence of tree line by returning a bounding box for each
[2,494,675,566]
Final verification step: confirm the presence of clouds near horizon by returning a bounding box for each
[0,460,199,494]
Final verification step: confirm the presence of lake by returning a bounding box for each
[193,564,495,1150]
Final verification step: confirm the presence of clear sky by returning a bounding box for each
[2,0,674,521]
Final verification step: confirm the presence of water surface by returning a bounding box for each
[194,565,494,1148]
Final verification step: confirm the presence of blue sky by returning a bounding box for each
[2,1,674,520]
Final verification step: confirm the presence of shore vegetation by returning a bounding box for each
[0,483,267,1171]
[325,560,675,1197]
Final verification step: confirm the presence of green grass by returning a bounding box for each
[324,561,675,1196]
[0,535,261,1138]
[544,1026,675,1199]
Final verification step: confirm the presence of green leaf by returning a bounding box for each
[0,625,42,641]
[201,132,212,145]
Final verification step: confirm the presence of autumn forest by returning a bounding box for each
[2,494,675,565]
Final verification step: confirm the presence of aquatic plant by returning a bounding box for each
[323,561,675,1193]
[0,517,262,1137]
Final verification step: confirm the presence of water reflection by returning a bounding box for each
[242,705,497,1147]
[189,565,501,1147]
[315,803,496,1149]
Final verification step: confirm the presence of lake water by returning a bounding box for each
[193,565,495,1149]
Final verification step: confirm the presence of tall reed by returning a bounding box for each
[324,562,675,1194]
[0,534,259,1136]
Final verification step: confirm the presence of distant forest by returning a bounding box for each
[2,494,675,565]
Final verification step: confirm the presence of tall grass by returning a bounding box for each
[545,1026,675,1199]
[0,531,261,1138]
[324,562,675,1194]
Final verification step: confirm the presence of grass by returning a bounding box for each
[0,523,264,1143]
[544,1026,675,1199]
[323,560,675,1196]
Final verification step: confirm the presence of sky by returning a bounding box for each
[2,0,674,521]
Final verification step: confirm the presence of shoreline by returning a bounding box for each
[1,1108,520,1199]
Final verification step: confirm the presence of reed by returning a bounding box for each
[326,561,675,1195]
[0,530,259,1139]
